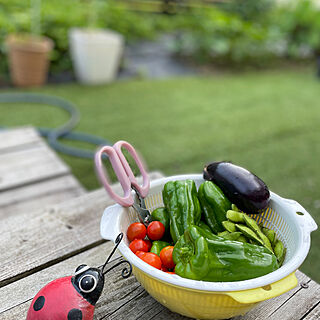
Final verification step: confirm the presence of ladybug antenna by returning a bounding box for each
[101,233,132,278]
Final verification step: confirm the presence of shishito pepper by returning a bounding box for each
[150,241,171,256]
[151,207,171,240]
[163,180,201,243]
[151,207,170,231]
[198,221,212,234]
[198,181,231,234]
[173,225,279,282]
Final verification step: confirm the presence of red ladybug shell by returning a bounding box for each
[26,276,95,320]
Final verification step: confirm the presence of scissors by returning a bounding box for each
[95,140,151,226]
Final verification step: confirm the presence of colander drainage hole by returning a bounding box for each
[296,211,304,216]
[262,285,272,291]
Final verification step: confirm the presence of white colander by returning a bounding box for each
[100,174,317,318]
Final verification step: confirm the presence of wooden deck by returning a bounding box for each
[0,127,85,219]
[0,127,319,320]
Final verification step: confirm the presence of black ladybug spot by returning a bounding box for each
[33,296,45,311]
[68,308,82,320]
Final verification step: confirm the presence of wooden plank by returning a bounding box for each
[0,127,41,154]
[0,303,26,319]
[233,270,318,320]
[303,301,320,320]
[0,142,70,191]
[0,172,164,287]
[266,278,320,320]
[96,288,171,320]
[0,175,85,220]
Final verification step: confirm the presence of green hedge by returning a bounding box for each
[275,0,320,57]
[174,8,279,66]
[0,0,319,78]
[174,0,320,66]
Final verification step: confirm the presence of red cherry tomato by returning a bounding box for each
[160,246,175,269]
[147,221,165,240]
[166,271,175,274]
[145,239,152,251]
[140,252,162,269]
[127,222,147,241]
[161,266,168,272]
[135,250,146,258]
[129,239,149,254]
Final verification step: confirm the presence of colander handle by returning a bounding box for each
[283,198,318,233]
[226,272,298,304]
[100,204,122,241]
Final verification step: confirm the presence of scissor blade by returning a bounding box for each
[132,204,151,226]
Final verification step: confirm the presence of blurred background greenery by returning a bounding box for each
[0,0,320,79]
[0,0,319,282]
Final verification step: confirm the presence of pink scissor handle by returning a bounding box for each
[113,141,150,198]
[95,145,134,207]
[95,141,150,207]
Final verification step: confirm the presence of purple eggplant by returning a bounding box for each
[203,161,270,214]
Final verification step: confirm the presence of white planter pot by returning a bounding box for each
[69,28,124,84]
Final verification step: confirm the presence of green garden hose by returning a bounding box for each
[0,93,111,159]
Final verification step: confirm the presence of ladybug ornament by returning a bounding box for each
[27,233,131,320]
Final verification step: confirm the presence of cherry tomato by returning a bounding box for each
[166,271,175,274]
[127,222,147,241]
[145,239,152,251]
[140,252,162,269]
[160,246,175,269]
[147,221,165,241]
[135,250,146,258]
[129,239,149,254]
[161,266,168,272]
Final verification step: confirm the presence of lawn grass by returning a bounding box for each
[1,68,319,281]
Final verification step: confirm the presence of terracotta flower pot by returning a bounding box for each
[6,35,53,87]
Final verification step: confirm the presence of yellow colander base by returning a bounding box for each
[133,266,297,320]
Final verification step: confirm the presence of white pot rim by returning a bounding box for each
[69,27,123,42]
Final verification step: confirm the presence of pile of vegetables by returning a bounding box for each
[127,161,286,282]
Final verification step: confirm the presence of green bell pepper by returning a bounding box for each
[198,181,231,234]
[173,225,279,282]
[163,180,201,243]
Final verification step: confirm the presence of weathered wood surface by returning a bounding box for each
[0,127,40,153]
[0,127,85,219]
[0,175,85,219]
[0,141,69,191]
[304,302,320,320]
[0,171,164,287]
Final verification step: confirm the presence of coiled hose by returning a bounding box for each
[0,93,111,159]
